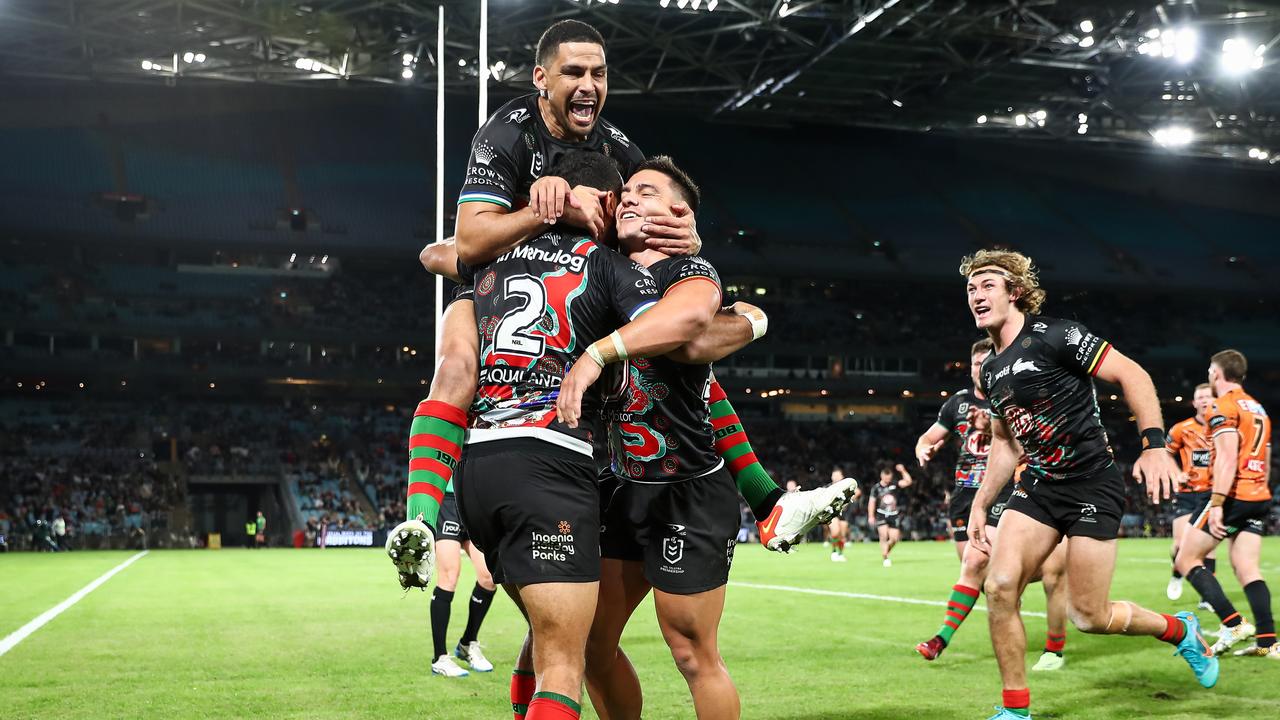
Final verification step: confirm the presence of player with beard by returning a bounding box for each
[1174,350,1276,658]
[961,249,1217,719]
[556,157,746,719]
[1162,384,1217,605]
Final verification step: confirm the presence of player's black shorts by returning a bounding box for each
[1174,490,1211,519]
[949,486,979,541]
[454,438,600,586]
[437,493,468,543]
[600,466,739,595]
[875,513,901,531]
[1190,496,1269,537]
[987,482,1017,528]
[1005,463,1124,540]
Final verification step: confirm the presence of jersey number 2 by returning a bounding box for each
[494,275,546,356]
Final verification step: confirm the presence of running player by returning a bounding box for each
[557,156,741,719]
[1174,349,1276,658]
[914,343,1070,670]
[916,338,997,560]
[867,463,912,567]
[1164,384,1217,604]
[453,150,724,720]
[828,468,857,562]
[426,480,497,677]
[962,249,1217,719]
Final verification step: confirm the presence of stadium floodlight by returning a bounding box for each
[1145,28,1161,39]
[1031,109,1047,122]
[1152,126,1194,147]
[660,0,670,5]
[1077,113,1088,123]
[457,58,467,67]
[183,51,195,63]
[402,68,414,79]
[707,0,718,9]
[976,114,988,124]
[1221,38,1265,75]
[1079,19,1094,34]
[677,0,689,8]
[194,53,206,63]
[402,52,415,66]
[1014,113,1027,126]
[295,58,311,70]
[141,60,153,70]
[1079,36,1095,48]
[691,0,700,8]
[1172,27,1198,64]
[1077,124,1088,134]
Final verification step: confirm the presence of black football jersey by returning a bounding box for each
[979,316,1116,482]
[871,481,906,517]
[458,93,646,211]
[936,389,991,489]
[607,256,723,483]
[463,230,659,456]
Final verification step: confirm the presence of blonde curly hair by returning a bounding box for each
[959,249,1046,315]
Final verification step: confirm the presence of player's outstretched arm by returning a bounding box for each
[454,202,550,266]
[557,280,719,428]
[915,424,949,467]
[419,238,463,282]
[666,302,767,364]
[1093,349,1181,502]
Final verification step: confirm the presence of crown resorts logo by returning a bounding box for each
[474,140,497,166]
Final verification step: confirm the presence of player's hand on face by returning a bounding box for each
[1134,449,1182,503]
[530,175,576,224]
[556,358,604,429]
[561,185,607,240]
[642,203,701,255]
[1208,506,1227,539]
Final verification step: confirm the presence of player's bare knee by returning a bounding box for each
[983,571,1018,606]
[962,550,989,576]
[1067,602,1109,634]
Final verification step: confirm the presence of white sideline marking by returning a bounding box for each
[729,581,1048,618]
[0,550,148,658]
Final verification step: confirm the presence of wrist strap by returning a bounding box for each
[1139,427,1166,451]
[1210,492,1227,507]
[587,331,628,367]
[585,344,606,368]
[744,308,768,340]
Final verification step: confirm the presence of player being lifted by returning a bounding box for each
[914,339,1070,671]
[867,463,912,567]
[1174,350,1276,658]
[388,19,853,594]
[961,249,1217,720]
[1162,384,1217,606]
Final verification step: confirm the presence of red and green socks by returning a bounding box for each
[1044,631,1066,656]
[708,380,783,521]
[406,400,467,530]
[1001,688,1030,717]
[1158,613,1187,645]
[510,669,536,719]
[525,691,580,720]
[937,584,980,646]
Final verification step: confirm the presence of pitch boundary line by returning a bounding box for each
[729,581,1048,618]
[0,550,149,658]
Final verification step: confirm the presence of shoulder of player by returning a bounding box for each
[476,95,537,145]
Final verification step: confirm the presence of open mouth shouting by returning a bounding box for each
[568,96,597,129]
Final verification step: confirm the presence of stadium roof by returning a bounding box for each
[2,0,1278,164]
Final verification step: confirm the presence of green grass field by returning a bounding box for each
[2,538,1277,719]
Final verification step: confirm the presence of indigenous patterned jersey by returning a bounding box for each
[1206,388,1272,501]
[871,481,906,518]
[936,389,992,489]
[980,316,1115,482]
[608,256,722,483]
[463,230,658,455]
[1166,417,1213,493]
[457,93,646,211]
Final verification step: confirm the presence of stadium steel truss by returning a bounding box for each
[1,0,1278,164]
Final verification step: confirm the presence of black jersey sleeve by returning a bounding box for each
[936,394,962,433]
[458,114,526,210]
[595,251,660,324]
[1043,318,1114,378]
[663,257,722,297]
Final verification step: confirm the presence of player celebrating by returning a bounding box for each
[1174,350,1276,658]
[1164,383,1217,604]
[426,481,497,678]
[962,249,1217,720]
[867,463,912,567]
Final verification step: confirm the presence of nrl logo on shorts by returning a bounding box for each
[663,536,684,565]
